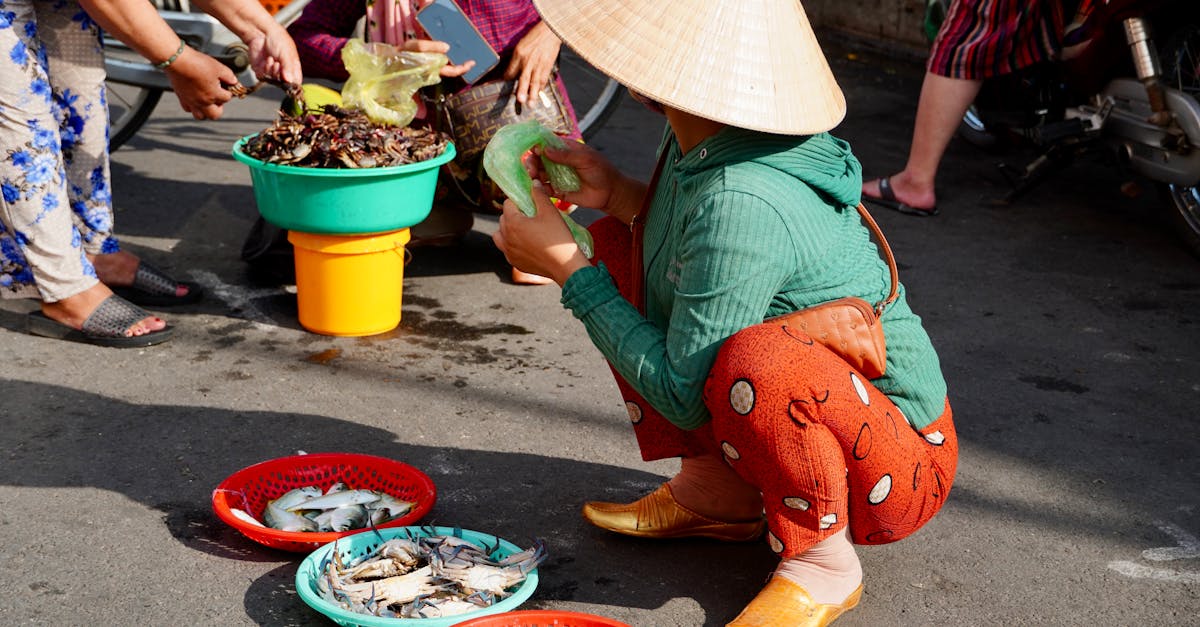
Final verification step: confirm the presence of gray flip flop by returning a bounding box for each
[865,177,940,217]
[26,294,174,348]
[113,262,203,307]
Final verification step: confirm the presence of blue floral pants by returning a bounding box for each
[0,0,115,302]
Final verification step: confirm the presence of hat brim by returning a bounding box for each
[533,0,847,135]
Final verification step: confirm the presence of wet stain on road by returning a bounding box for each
[304,348,343,365]
[212,335,246,348]
[1018,375,1089,394]
[204,320,250,347]
[400,309,531,341]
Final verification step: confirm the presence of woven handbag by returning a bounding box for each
[432,74,574,163]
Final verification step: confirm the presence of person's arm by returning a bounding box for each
[187,0,302,84]
[79,0,247,119]
[286,0,363,81]
[562,192,797,429]
[78,0,181,68]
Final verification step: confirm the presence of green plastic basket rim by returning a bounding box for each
[295,525,539,627]
[232,135,456,177]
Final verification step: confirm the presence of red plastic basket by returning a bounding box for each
[451,610,632,627]
[211,452,436,552]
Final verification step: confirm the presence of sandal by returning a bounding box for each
[26,294,174,348]
[863,177,940,217]
[112,261,203,307]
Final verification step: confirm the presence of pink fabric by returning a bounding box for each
[365,0,429,46]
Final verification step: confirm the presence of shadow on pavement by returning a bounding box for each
[1,380,776,626]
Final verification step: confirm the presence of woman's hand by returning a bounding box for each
[493,181,591,286]
[534,142,646,224]
[503,21,560,105]
[244,23,303,85]
[164,48,239,119]
[403,38,475,78]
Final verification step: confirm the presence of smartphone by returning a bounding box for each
[416,0,500,84]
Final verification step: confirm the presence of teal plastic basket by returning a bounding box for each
[232,136,456,235]
[296,526,539,627]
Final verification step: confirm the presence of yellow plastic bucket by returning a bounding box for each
[288,228,411,336]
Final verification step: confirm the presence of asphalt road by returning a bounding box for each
[1,38,1197,626]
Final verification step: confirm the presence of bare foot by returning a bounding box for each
[862,172,937,212]
[89,251,191,298]
[668,453,763,522]
[42,283,166,337]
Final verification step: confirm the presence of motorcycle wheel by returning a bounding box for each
[957,104,1003,152]
[1161,184,1200,256]
[1158,22,1200,257]
[107,78,162,152]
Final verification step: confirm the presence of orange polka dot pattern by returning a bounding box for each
[706,324,957,557]
[588,216,959,558]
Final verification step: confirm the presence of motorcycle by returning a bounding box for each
[926,0,1200,255]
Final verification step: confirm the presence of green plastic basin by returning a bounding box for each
[232,136,455,235]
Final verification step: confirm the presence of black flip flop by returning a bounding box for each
[26,294,174,348]
[864,177,940,217]
[112,261,204,307]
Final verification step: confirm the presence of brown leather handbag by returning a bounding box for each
[764,204,897,379]
[632,153,897,380]
[432,74,574,163]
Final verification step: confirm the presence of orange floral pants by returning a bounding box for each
[590,216,959,559]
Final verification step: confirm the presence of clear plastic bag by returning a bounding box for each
[340,40,446,126]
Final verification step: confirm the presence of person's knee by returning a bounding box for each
[704,322,838,428]
[707,323,830,394]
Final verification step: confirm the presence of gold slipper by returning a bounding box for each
[581,483,765,541]
[727,577,863,627]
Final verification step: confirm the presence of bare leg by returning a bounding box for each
[863,72,983,211]
[668,453,763,521]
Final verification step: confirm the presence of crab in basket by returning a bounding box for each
[317,529,547,620]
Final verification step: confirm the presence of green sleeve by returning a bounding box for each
[562,192,797,430]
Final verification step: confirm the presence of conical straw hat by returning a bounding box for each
[532,0,846,135]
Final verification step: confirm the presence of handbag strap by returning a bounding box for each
[630,151,899,316]
[855,203,900,316]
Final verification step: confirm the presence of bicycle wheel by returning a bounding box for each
[557,48,622,141]
[104,40,163,151]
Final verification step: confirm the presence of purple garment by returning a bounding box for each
[287,0,580,141]
[289,0,539,82]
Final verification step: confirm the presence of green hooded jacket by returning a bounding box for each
[562,126,947,430]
